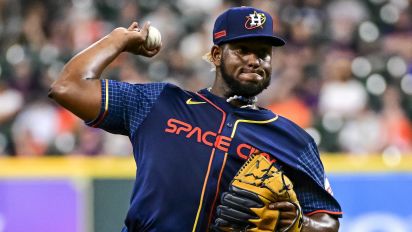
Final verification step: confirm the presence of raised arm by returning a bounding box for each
[48,22,160,121]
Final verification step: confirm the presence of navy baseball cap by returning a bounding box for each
[213,6,285,47]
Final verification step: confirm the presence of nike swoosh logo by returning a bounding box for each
[186,98,206,105]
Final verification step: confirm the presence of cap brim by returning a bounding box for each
[217,34,286,47]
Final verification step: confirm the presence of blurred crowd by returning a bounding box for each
[0,0,411,157]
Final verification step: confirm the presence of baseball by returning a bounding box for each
[144,26,162,50]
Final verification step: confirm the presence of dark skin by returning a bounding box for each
[49,22,339,231]
[210,40,272,101]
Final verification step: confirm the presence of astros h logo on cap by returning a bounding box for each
[245,11,266,29]
[213,6,285,47]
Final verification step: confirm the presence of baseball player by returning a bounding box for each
[49,6,342,232]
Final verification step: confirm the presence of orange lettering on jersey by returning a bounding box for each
[202,131,217,146]
[165,118,276,163]
[176,122,192,134]
[165,118,179,133]
[260,152,276,163]
[236,144,276,163]
[215,135,232,153]
[236,143,256,159]
[186,127,202,143]
[165,118,192,134]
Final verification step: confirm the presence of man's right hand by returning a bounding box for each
[115,22,161,57]
[49,21,161,121]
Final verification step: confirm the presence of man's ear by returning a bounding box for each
[211,45,222,66]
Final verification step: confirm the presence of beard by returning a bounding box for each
[220,58,271,98]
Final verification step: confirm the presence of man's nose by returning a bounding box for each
[244,53,260,68]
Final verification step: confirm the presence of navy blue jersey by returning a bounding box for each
[87,79,342,232]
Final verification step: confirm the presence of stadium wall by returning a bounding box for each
[0,155,411,232]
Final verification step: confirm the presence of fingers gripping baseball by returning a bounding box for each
[123,21,161,57]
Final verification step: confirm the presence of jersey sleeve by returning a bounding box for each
[288,142,343,217]
[293,173,342,217]
[85,79,167,136]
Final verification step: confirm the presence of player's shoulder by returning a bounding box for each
[109,80,200,103]
[106,79,168,92]
[110,80,190,95]
[156,82,200,98]
[274,114,314,145]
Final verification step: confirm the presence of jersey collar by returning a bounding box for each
[197,88,277,120]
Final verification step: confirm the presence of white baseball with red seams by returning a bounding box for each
[144,26,161,50]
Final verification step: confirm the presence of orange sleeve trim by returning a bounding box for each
[305,210,343,216]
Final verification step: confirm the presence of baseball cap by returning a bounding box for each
[213,6,285,47]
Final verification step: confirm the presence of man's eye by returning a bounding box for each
[259,52,270,59]
[237,46,247,53]
[258,49,271,59]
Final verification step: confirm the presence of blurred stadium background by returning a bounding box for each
[0,0,411,231]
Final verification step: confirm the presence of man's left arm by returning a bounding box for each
[303,213,339,232]
[271,202,339,232]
